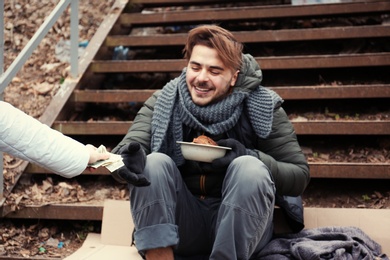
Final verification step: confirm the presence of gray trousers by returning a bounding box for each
[129,153,275,259]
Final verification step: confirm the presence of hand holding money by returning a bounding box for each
[85,144,110,164]
[88,144,124,172]
[113,142,150,186]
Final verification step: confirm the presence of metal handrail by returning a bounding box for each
[0,0,79,200]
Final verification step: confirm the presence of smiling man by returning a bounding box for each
[111,25,310,260]
[186,44,239,106]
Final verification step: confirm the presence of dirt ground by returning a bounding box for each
[1,0,389,259]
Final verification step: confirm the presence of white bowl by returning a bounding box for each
[177,141,231,163]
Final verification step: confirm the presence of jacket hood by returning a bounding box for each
[234,53,263,92]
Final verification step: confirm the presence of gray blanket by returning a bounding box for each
[255,226,388,260]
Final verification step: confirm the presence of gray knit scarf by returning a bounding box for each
[151,64,282,166]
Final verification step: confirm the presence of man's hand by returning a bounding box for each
[120,142,147,174]
[111,142,150,186]
[112,166,150,186]
[212,139,247,168]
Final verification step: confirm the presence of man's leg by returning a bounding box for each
[129,152,214,258]
[145,247,174,260]
[210,156,276,260]
[129,153,181,258]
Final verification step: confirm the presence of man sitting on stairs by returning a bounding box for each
[111,24,310,260]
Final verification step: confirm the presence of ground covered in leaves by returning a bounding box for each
[0,218,101,258]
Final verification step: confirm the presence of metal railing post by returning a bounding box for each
[0,0,4,74]
[0,0,73,92]
[70,0,79,78]
[1,0,5,200]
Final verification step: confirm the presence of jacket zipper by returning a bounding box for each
[200,174,206,198]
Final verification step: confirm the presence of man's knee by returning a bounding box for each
[147,152,172,165]
[226,156,274,194]
[230,156,270,179]
[144,152,178,183]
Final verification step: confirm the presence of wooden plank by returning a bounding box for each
[309,163,390,179]
[272,84,390,100]
[292,121,390,135]
[254,53,390,70]
[129,0,235,4]
[25,163,112,175]
[129,0,386,3]
[52,121,133,135]
[51,120,390,135]
[105,25,390,47]
[91,59,185,73]
[71,89,157,103]
[120,1,390,25]
[129,0,284,5]
[90,53,390,73]
[69,85,390,103]
[23,162,390,179]
[2,203,105,220]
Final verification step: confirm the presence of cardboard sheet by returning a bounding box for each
[100,199,134,247]
[64,200,141,260]
[63,233,140,260]
[65,200,390,259]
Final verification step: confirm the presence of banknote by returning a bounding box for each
[88,145,124,172]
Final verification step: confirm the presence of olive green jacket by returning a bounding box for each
[112,89,310,197]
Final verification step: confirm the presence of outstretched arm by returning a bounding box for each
[0,101,108,177]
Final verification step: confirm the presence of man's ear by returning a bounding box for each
[230,70,240,87]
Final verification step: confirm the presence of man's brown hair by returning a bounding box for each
[183,25,243,73]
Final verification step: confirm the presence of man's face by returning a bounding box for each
[186,45,239,106]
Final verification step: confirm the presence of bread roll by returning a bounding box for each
[192,135,218,146]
